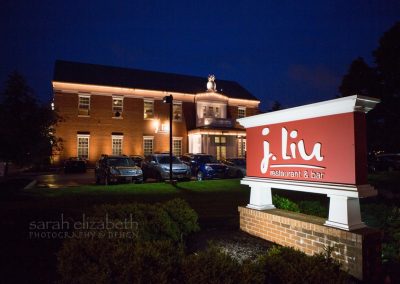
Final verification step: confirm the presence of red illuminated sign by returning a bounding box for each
[239,96,380,186]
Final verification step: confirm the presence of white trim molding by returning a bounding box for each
[237,95,380,128]
[241,177,377,231]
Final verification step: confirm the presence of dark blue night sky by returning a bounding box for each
[1,0,399,111]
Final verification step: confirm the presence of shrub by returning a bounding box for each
[259,246,348,284]
[92,198,200,241]
[58,199,200,283]
[272,194,300,212]
[161,198,200,239]
[58,239,183,284]
[298,200,328,218]
[362,203,400,276]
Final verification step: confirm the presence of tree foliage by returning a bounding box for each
[269,100,283,112]
[0,72,60,168]
[338,57,379,98]
[339,22,400,152]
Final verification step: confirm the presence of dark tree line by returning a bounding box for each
[339,22,400,152]
[0,72,61,174]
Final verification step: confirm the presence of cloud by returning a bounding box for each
[287,64,339,91]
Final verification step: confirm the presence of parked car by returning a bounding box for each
[141,153,191,181]
[370,153,400,172]
[129,155,144,167]
[64,157,87,173]
[180,153,228,181]
[95,155,143,185]
[221,158,246,178]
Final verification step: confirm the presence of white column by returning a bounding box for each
[324,194,365,231]
[247,183,275,210]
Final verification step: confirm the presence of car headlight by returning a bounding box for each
[205,165,213,171]
[161,165,170,171]
[137,169,142,174]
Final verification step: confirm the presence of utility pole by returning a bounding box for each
[163,94,173,182]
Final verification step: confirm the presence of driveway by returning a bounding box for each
[36,169,95,188]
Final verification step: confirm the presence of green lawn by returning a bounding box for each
[28,178,246,197]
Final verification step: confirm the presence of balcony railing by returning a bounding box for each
[196,116,233,128]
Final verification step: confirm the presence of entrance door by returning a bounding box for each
[215,136,226,160]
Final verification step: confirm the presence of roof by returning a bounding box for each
[53,60,259,101]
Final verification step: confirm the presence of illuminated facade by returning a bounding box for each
[52,60,260,165]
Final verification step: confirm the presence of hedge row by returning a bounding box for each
[58,198,348,284]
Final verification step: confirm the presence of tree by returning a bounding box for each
[270,100,283,112]
[373,22,400,99]
[338,57,379,98]
[339,22,400,152]
[0,72,60,173]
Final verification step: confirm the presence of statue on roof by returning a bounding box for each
[207,74,216,92]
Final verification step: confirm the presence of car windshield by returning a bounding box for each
[107,158,135,167]
[157,156,181,164]
[198,155,217,163]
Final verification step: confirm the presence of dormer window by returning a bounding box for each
[112,97,123,118]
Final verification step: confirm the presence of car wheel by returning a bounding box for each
[236,170,244,178]
[197,171,204,181]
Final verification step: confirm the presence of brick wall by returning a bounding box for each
[54,92,189,165]
[54,91,260,165]
[239,206,381,280]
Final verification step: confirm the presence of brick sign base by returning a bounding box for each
[239,206,382,281]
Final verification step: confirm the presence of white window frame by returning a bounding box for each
[144,99,155,120]
[238,138,247,158]
[172,137,183,156]
[78,94,90,116]
[173,101,182,121]
[112,96,124,118]
[77,134,90,160]
[143,136,154,156]
[112,135,123,156]
[238,106,246,118]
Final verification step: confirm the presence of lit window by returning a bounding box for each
[143,136,154,156]
[238,138,246,158]
[173,137,182,156]
[77,134,89,159]
[144,100,154,119]
[112,97,123,117]
[215,107,220,118]
[78,95,90,116]
[208,106,214,117]
[238,107,246,118]
[112,136,123,155]
[173,102,182,121]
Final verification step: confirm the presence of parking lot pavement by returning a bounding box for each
[36,169,96,188]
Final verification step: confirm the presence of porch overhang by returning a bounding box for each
[188,128,246,136]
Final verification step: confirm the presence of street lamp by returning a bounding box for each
[163,95,173,182]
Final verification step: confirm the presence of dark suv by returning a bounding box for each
[180,153,228,181]
[95,155,143,185]
[141,153,191,181]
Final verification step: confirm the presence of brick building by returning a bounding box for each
[52,60,260,165]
